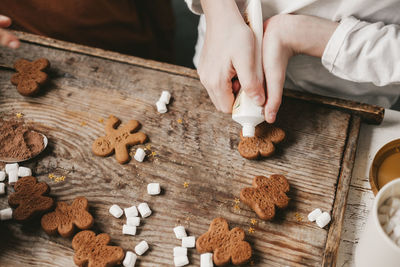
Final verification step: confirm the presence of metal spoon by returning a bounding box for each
[0,134,48,163]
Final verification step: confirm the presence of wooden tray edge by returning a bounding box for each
[12,31,384,125]
[322,115,362,267]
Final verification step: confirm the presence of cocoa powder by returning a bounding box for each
[0,119,44,161]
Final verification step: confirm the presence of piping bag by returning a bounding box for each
[232,0,265,137]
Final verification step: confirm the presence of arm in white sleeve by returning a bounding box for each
[184,0,203,14]
[322,16,400,86]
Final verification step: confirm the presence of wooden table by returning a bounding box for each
[0,32,384,267]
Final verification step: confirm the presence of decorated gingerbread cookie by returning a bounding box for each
[92,115,147,164]
[8,176,54,222]
[11,58,50,96]
[240,174,290,220]
[41,196,94,237]
[196,217,252,266]
[72,230,124,267]
[238,122,285,160]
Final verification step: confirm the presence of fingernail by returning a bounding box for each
[267,112,276,122]
[0,15,8,22]
[8,41,19,49]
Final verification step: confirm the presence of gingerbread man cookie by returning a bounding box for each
[240,174,290,220]
[41,196,94,237]
[72,230,124,267]
[11,58,50,96]
[8,176,54,222]
[196,217,252,266]
[92,115,147,164]
[238,122,285,160]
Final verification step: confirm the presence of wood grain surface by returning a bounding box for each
[0,35,359,267]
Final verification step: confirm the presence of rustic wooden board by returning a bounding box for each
[0,34,362,267]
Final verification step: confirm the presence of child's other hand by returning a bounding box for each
[262,14,337,123]
[198,0,264,113]
[0,15,19,49]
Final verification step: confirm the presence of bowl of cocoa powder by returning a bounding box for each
[0,118,47,162]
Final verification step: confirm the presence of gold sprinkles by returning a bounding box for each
[183,182,189,188]
[248,227,255,234]
[177,118,183,124]
[16,112,24,119]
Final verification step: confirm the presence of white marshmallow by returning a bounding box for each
[109,204,124,218]
[156,101,168,113]
[393,225,400,239]
[135,240,149,255]
[0,171,5,181]
[182,236,196,248]
[0,208,13,221]
[174,226,187,239]
[159,91,171,104]
[17,166,32,177]
[0,183,5,195]
[138,203,152,218]
[387,197,400,209]
[316,212,331,228]
[174,256,189,267]
[123,225,137,236]
[134,148,146,162]
[5,163,18,174]
[8,170,18,184]
[127,217,140,227]
[200,253,214,267]
[147,183,161,195]
[124,206,138,217]
[384,220,396,234]
[123,251,137,267]
[173,247,187,257]
[308,208,322,222]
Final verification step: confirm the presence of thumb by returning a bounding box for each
[232,45,265,106]
[0,15,11,28]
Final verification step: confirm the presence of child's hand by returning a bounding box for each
[0,15,19,49]
[262,14,337,123]
[198,0,264,113]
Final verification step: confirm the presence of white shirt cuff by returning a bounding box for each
[321,16,361,72]
[184,0,204,15]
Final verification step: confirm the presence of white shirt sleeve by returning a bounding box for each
[184,0,203,15]
[322,16,400,86]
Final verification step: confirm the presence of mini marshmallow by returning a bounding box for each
[174,256,189,267]
[308,208,322,222]
[156,101,168,113]
[0,183,5,195]
[173,247,187,257]
[123,251,137,267]
[109,204,124,218]
[135,240,149,255]
[0,208,12,221]
[123,225,137,236]
[134,148,146,162]
[147,183,161,195]
[124,206,138,217]
[316,212,331,228]
[138,203,152,218]
[0,171,5,182]
[393,225,400,239]
[159,90,171,104]
[182,236,196,248]
[200,253,214,267]
[384,220,396,234]
[5,163,18,174]
[174,226,187,239]
[387,197,400,209]
[127,217,140,227]
[8,170,18,184]
[18,166,32,177]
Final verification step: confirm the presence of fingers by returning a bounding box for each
[262,34,291,123]
[0,15,11,28]
[232,43,265,106]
